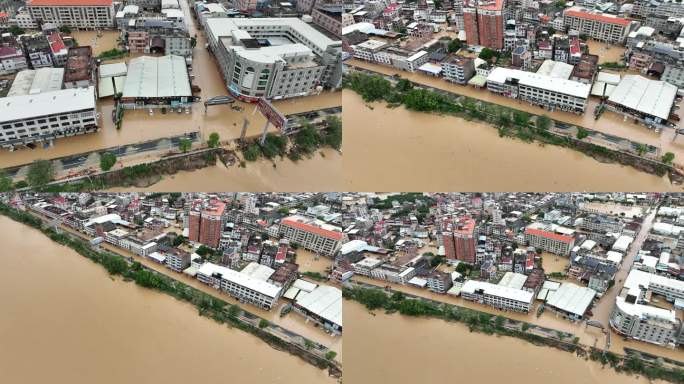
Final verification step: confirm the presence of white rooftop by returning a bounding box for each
[122,55,191,99]
[0,86,95,123]
[546,283,596,317]
[498,272,528,290]
[8,68,64,96]
[608,75,677,120]
[241,262,275,281]
[488,67,591,99]
[536,60,574,80]
[198,262,282,298]
[295,285,342,328]
[461,280,534,303]
[206,17,340,55]
[624,268,684,294]
[615,296,677,323]
[99,62,127,78]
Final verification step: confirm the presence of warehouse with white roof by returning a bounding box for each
[545,283,597,320]
[487,67,591,112]
[197,262,283,310]
[7,68,64,96]
[460,280,534,312]
[294,285,342,334]
[121,55,192,109]
[0,86,98,149]
[607,75,677,124]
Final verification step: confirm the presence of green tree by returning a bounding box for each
[0,170,12,192]
[243,143,261,161]
[479,47,496,61]
[294,124,321,154]
[325,351,337,360]
[207,132,220,148]
[258,319,269,328]
[179,138,192,153]
[14,180,28,189]
[190,36,197,48]
[447,38,462,53]
[396,78,413,92]
[27,160,54,188]
[322,115,342,150]
[227,304,241,319]
[261,133,288,158]
[58,25,72,34]
[8,26,24,36]
[577,127,589,139]
[99,152,117,171]
[196,245,214,257]
[635,144,648,156]
[662,151,675,164]
[535,115,552,131]
[513,111,531,127]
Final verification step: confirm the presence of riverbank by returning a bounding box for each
[109,147,344,192]
[0,202,342,379]
[343,90,681,191]
[344,71,682,183]
[345,300,656,384]
[343,283,684,383]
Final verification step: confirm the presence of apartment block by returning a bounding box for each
[27,0,115,29]
[278,215,347,256]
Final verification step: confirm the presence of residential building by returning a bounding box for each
[443,217,476,263]
[442,55,475,84]
[27,0,115,29]
[279,215,347,256]
[460,280,534,312]
[188,199,225,248]
[0,43,29,75]
[427,271,453,293]
[562,7,632,44]
[22,34,53,68]
[205,17,342,101]
[63,46,94,89]
[524,222,575,255]
[165,247,191,272]
[462,0,504,49]
[487,67,591,113]
[0,86,98,149]
[197,262,282,309]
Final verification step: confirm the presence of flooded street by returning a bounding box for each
[343,91,682,191]
[346,60,684,165]
[541,251,569,274]
[296,249,334,274]
[0,215,335,384]
[109,147,343,192]
[0,0,341,172]
[344,301,659,384]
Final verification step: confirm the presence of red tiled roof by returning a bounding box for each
[525,228,574,244]
[28,0,112,6]
[564,9,631,26]
[47,32,66,54]
[282,218,344,241]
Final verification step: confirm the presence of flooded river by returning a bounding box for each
[109,147,343,192]
[0,0,341,172]
[344,301,659,384]
[343,91,682,191]
[347,59,684,165]
[0,215,335,384]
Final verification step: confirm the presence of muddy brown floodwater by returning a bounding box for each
[0,215,335,384]
[0,0,341,180]
[343,91,682,191]
[108,147,343,192]
[344,301,661,384]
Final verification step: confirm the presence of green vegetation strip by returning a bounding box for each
[343,72,672,176]
[343,285,684,383]
[0,203,341,376]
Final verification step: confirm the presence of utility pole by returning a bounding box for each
[240,118,249,143]
[260,120,269,145]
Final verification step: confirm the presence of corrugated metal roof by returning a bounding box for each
[122,55,191,99]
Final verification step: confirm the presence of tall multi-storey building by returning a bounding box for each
[524,222,575,256]
[443,217,476,263]
[27,0,115,29]
[462,0,504,50]
[562,7,632,44]
[165,247,191,272]
[278,215,347,256]
[188,200,226,248]
[205,18,342,101]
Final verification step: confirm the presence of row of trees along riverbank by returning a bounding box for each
[343,284,684,383]
[343,71,677,179]
[0,202,341,378]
